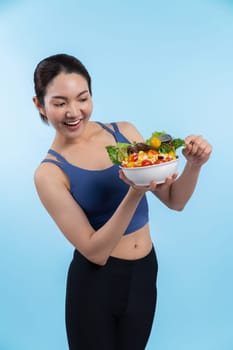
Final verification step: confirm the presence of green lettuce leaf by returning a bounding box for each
[105,143,129,164]
[172,138,186,150]
[106,132,185,165]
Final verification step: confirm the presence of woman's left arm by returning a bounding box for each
[151,135,212,211]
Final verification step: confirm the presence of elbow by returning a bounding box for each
[78,235,109,266]
[91,256,108,266]
[168,202,186,212]
[84,250,109,266]
[174,206,185,212]
[174,200,190,211]
[166,195,187,212]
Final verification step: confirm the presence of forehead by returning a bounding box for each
[45,72,89,96]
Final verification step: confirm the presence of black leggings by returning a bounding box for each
[65,246,158,350]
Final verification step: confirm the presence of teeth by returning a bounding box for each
[65,120,81,126]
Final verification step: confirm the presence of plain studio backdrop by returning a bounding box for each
[0,0,232,349]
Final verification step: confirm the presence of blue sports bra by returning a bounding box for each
[42,122,149,235]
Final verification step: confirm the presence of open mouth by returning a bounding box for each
[64,119,82,127]
[64,119,82,129]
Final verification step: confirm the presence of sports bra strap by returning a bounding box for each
[47,149,68,163]
[41,158,63,167]
[111,122,120,133]
[97,121,120,135]
[44,122,125,165]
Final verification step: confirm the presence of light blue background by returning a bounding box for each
[1,0,232,349]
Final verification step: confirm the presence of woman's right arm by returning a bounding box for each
[34,163,148,265]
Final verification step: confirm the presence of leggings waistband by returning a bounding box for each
[108,245,155,264]
[73,245,156,269]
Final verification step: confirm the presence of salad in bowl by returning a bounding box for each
[106,131,185,185]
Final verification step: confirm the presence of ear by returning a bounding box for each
[32,96,46,117]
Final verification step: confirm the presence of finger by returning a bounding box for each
[192,138,211,158]
[197,143,212,161]
[172,172,178,180]
[185,135,195,145]
[148,180,158,191]
[184,135,201,153]
[154,172,178,191]
[185,135,198,147]
[187,136,205,156]
[164,172,177,183]
[164,172,178,186]
[204,143,212,157]
[195,141,209,157]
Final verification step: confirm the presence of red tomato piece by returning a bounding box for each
[141,159,153,167]
[148,149,158,156]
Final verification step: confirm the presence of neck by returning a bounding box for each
[51,121,98,150]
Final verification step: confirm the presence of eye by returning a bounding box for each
[54,102,65,107]
[80,97,88,103]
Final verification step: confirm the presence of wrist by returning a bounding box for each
[128,186,145,200]
[185,161,202,173]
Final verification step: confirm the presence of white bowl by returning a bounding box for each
[120,159,179,186]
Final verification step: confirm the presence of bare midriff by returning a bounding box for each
[110,223,153,260]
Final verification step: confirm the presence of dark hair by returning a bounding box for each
[33,53,92,123]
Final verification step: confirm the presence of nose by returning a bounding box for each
[66,102,80,117]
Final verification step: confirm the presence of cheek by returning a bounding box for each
[46,109,63,124]
[86,101,93,115]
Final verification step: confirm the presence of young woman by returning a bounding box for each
[33,53,212,350]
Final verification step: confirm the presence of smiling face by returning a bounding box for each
[34,72,93,141]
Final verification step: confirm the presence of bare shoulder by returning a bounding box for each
[34,163,48,189]
[33,161,95,257]
[33,162,78,226]
[34,162,69,193]
[116,121,145,143]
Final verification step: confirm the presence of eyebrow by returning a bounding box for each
[51,90,89,100]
